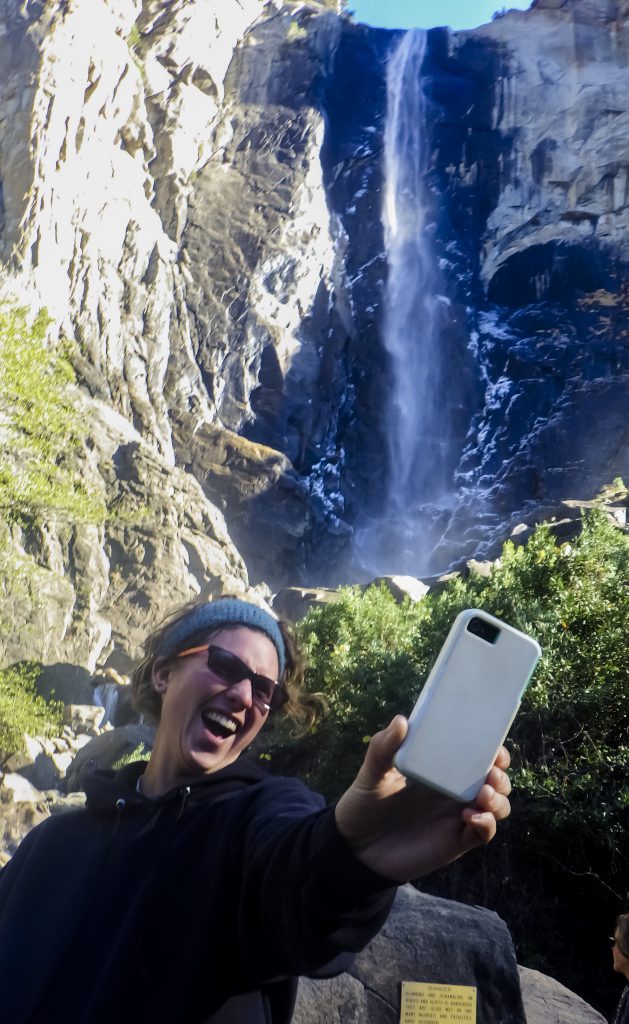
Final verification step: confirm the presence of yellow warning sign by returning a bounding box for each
[400,982,477,1023]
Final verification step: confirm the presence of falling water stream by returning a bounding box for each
[355,29,455,578]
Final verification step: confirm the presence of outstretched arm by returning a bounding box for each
[335,715,511,883]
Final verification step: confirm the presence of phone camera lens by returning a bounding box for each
[467,616,500,644]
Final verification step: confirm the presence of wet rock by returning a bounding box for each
[92,676,136,728]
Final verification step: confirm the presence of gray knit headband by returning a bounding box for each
[158,598,286,677]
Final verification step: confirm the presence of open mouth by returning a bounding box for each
[201,710,238,740]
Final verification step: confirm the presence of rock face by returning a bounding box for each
[0,0,266,668]
[0,0,627,662]
[316,0,629,573]
[425,0,629,566]
[484,0,629,283]
[0,393,251,670]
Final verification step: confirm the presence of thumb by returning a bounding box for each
[361,715,408,783]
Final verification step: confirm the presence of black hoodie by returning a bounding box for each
[0,760,395,1023]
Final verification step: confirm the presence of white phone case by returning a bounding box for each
[393,609,541,802]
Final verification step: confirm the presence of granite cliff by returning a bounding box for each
[0,0,627,669]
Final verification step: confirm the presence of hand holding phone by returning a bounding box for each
[335,715,513,882]
[393,609,541,803]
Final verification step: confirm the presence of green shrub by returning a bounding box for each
[111,743,152,771]
[268,584,432,793]
[0,662,63,767]
[0,305,106,527]
[284,511,629,822]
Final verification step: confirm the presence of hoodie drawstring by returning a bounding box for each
[176,786,191,821]
[112,797,126,839]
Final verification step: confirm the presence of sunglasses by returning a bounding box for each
[176,644,288,712]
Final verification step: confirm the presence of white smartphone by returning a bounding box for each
[393,609,541,802]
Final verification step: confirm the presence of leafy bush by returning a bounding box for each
[0,305,105,527]
[0,662,63,767]
[289,511,629,814]
[266,583,434,792]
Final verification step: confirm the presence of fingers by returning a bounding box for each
[462,808,498,845]
[485,762,512,797]
[355,716,409,792]
[366,715,408,770]
[494,745,511,770]
[460,780,511,848]
[461,765,512,846]
[476,780,511,819]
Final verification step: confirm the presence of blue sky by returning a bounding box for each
[349,0,531,30]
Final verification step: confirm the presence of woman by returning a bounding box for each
[0,595,511,1023]
[611,914,629,1023]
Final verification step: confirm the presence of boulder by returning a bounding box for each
[465,559,495,578]
[4,734,44,773]
[294,886,527,1024]
[293,887,604,1024]
[0,798,49,867]
[50,751,74,779]
[518,965,606,1024]
[272,586,342,621]
[368,576,430,603]
[62,704,106,735]
[19,752,69,791]
[35,663,95,706]
[0,772,45,805]
[64,723,155,793]
[45,791,87,816]
[0,782,87,866]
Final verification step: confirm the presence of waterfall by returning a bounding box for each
[355,29,454,578]
[93,682,120,726]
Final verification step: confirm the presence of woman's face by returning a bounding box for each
[147,626,279,791]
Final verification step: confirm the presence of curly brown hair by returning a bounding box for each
[130,595,318,734]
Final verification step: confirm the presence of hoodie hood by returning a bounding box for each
[83,757,271,815]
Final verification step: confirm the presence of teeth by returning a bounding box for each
[202,711,237,734]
